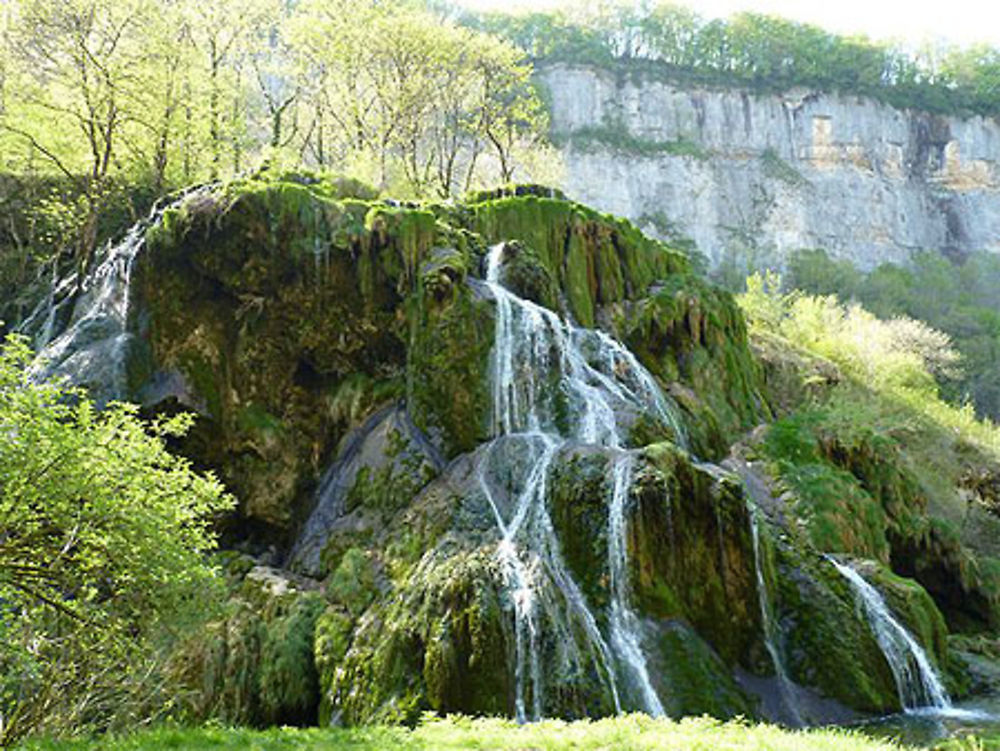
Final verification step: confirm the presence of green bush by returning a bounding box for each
[0,335,233,745]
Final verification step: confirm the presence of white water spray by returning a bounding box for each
[747,500,802,725]
[481,242,685,719]
[25,185,215,401]
[830,558,951,713]
[608,454,665,716]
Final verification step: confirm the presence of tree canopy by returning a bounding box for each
[459,1,1000,118]
[0,0,554,282]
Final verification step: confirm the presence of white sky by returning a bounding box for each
[458,0,1000,48]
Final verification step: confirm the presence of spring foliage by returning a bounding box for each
[0,335,232,745]
[462,1,1000,117]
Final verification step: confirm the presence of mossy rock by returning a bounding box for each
[467,194,688,327]
[407,268,494,458]
[315,606,359,726]
[488,240,559,310]
[548,447,616,611]
[326,547,512,724]
[773,547,899,713]
[170,568,325,727]
[631,443,760,667]
[649,619,755,719]
[622,275,767,456]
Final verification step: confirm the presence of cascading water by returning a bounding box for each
[480,242,686,720]
[23,184,214,402]
[829,558,951,713]
[747,499,802,726]
[608,454,666,717]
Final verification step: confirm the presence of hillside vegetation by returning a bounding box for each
[461,2,1000,117]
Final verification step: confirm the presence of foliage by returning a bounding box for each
[0,0,557,292]
[739,273,1000,547]
[288,0,552,198]
[0,335,233,745]
[459,2,1000,118]
[788,249,1000,421]
[13,713,913,751]
[741,271,961,401]
[553,122,707,160]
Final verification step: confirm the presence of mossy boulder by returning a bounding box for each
[466,194,688,327]
[169,566,325,727]
[651,619,754,719]
[622,275,767,457]
[631,443,760,667]
[772,548,899,713]
[290,405,443,577]
[325,547,512,725]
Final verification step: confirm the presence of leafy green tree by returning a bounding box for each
[0,334,232,745]
[2,0,157,262]
[289,0,550,197]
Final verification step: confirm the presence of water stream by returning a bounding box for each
[24,184,215,402]
[747,499,803,726]
[480,242,685,720]
[608,453,666,717]
[829,558,951,713]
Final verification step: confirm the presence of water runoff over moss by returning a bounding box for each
[828,558,951,714]
[477,242,686,721]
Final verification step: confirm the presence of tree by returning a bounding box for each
[289,0,551,198]
[0,334,233,745]
[2,0,155,264]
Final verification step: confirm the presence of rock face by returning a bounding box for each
[26,175,995,729]
[542,63,1000,268]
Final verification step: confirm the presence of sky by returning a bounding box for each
[457,0,1000,48]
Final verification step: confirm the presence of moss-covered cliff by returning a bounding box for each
[31,172,1000,729]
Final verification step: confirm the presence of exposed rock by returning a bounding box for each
[542,63,1000,268]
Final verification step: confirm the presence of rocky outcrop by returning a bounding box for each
[27,173,996,728]
[542,63,1000,268]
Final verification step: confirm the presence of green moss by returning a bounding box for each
[328,549,512,724]
[774,547,899,713]
[632,443,760,666]
[760,147,807,186]
[548,449,615,610]
[652,620,755,719]
[862,563,952,675]
[467,194,689,324]
[623,275,767,456]
[259,592,326,725]
[407,273,494,458]
[493,240,559,310]
[554,123,710,161]
[326,548,378,618]
[169,573,327,728]
[314,606,358,726]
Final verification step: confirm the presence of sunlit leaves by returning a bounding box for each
[0,334,233,743]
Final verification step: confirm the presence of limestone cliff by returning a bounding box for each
[542,63,1000,269]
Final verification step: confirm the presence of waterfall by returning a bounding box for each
[608,454,665,717]
[829,558,951,713]
[26,219,146,399]
[747,500,802,726]
[481,242,685,720]
[25,184,215,402]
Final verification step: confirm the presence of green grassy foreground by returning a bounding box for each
[14,715,940,751]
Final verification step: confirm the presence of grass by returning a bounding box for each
[16,715,918,751]
[552,123,709,160]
